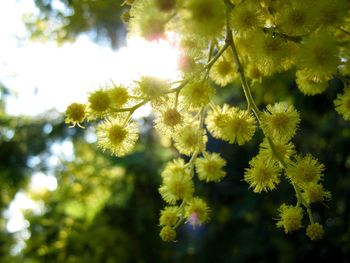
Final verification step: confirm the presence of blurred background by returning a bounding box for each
[0,0,349,262]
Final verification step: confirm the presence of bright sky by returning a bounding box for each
[0,0,180,116]
[0,0,180,252]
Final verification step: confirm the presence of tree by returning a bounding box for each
[4,0,350,261]
[65,0,350,242]
[26,0,126,47]
[0,85,80,262]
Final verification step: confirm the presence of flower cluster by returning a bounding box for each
[206,104,256,145]
[65,0,350,242]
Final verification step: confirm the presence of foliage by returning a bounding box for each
[19,140,171,263]
[25,0,126,47]
[64,0,350,243]
[0,86,79,262]
[0,85,73,212]
[1,0,350,262]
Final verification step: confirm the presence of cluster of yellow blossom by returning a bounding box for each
[65,0,350,242]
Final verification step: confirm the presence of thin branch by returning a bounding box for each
[339,27,350,36]
[113,100,149,113]
[205,43,230,71]
[226,29,261,118]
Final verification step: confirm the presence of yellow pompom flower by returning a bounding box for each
[173,124,207,156]
[160,226,176,242]
[159,171,194,204]
[224,108,257,145]
[297,31,339,82]
[139,17,166,40]
[246,31,295,76]
[185,197,210,228]
[302,183,331,204]
[195,152,227,182]
[205,104,232,139]
[235,32,256,57]
[137,76,170,101]
[161,158,189,179]
[156,107,183,132]
[88,89,111,118]
[244,155,281,193]
[334,87,350,121]
[315,0,349,26]
[129,0,167,40]
[180,0,225,39]
[276,204,303,234]
[209,51,237,87]
[261,102,300,140]
[275,0,316,36]
[206,105,256,145]
[306,223,324,241]
[65,103,86,127]
[177,54,202,76]
[259,138,296,165]
[159,206,179,226]
[286,154,325,187]
[181,81,215,109]
[154,100,186,138]
[179,35,207,60]
[97,116,139,157]
[108,85,129,109]
[230,0,264,35]
[295,70,329,96]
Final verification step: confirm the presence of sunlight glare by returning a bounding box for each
[112,37,181,85]
[3,35,181,116]
[29,172,58,192]
[1,0,181,239]
[5,192,38,233]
